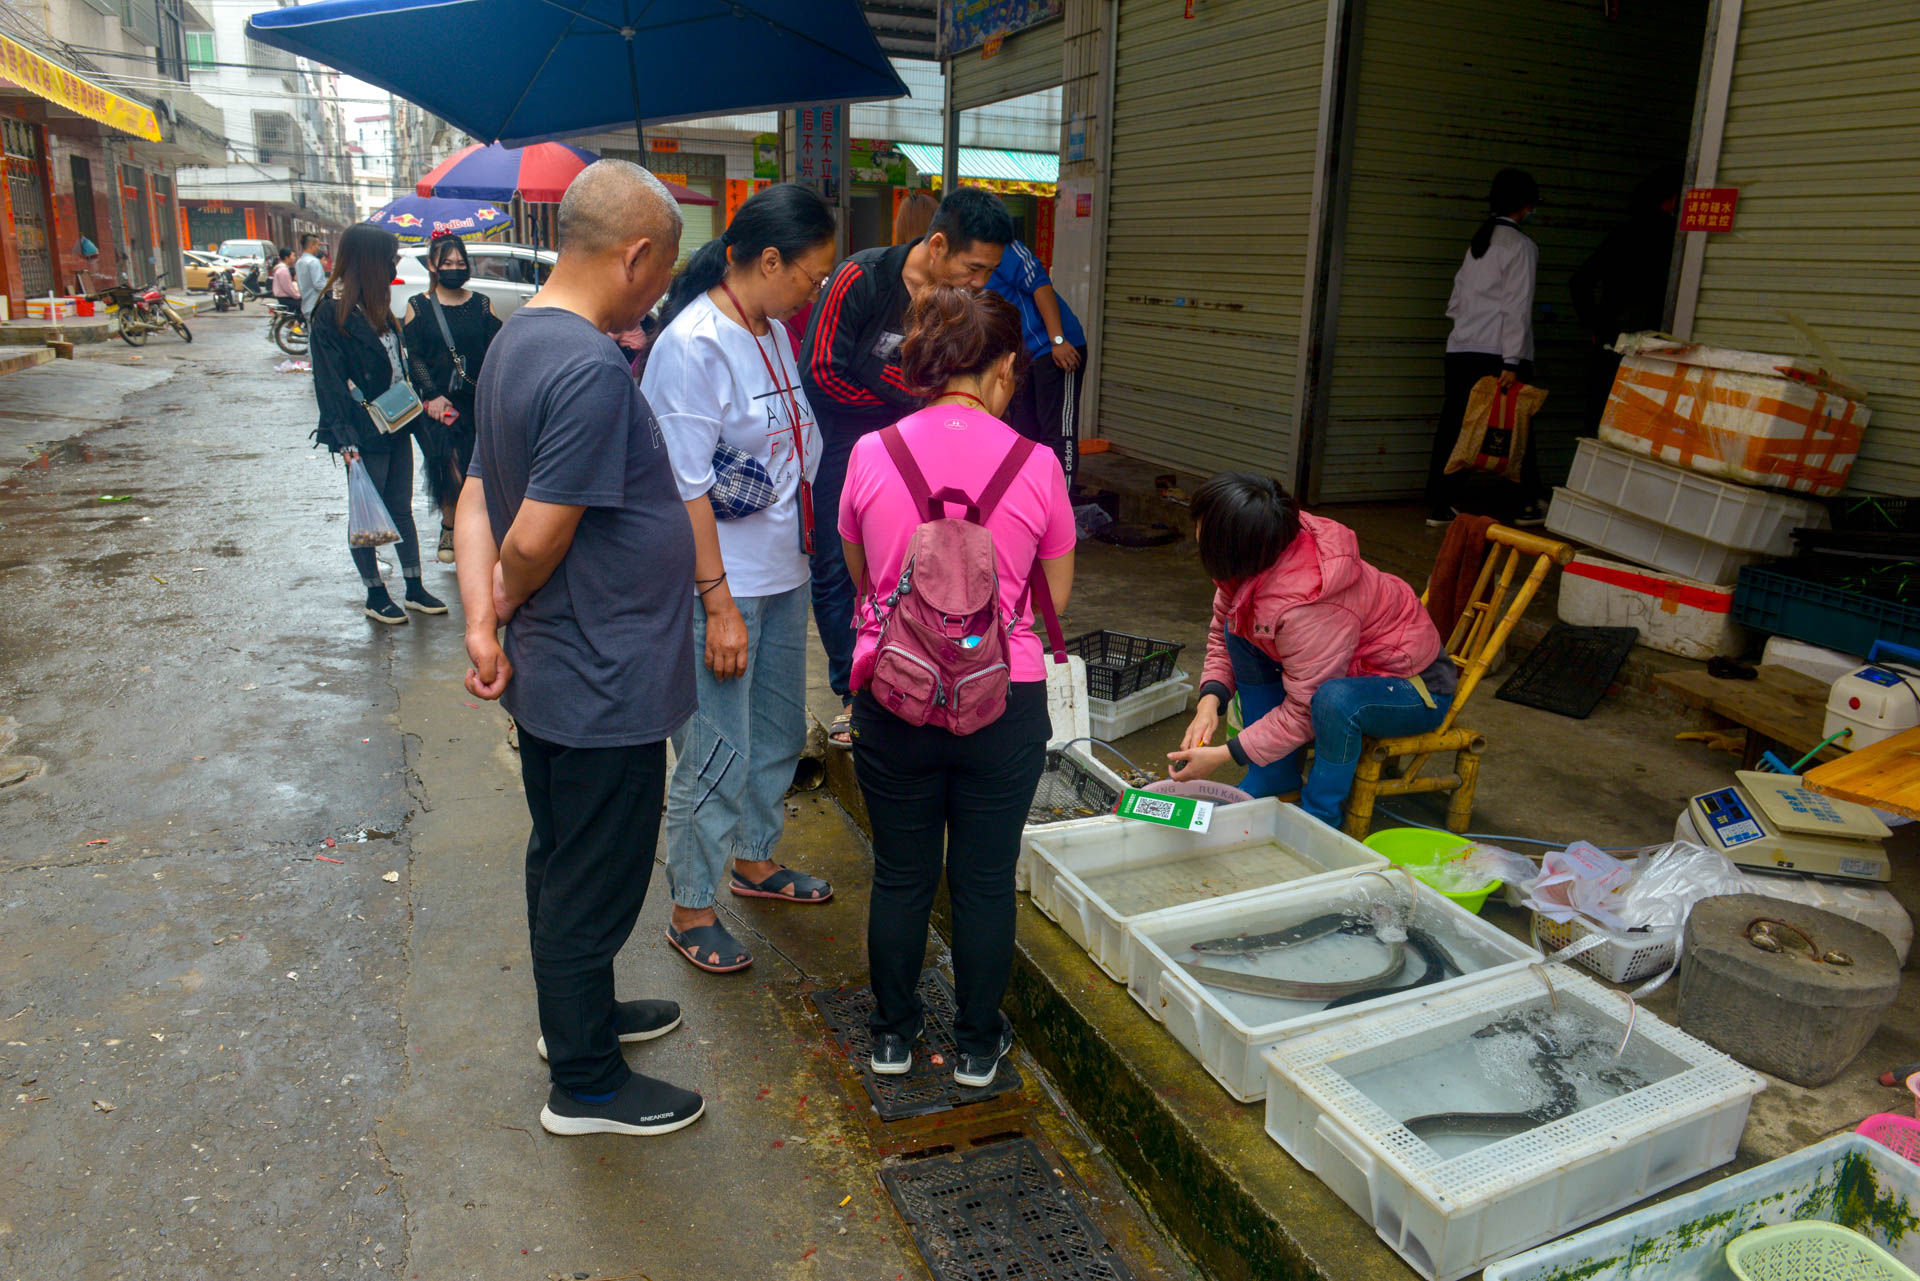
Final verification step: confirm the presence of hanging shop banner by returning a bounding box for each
[849,140,909,186]
[753,133,779,181]
[938,0,1063,59]
[1680,187,1738,234]
[0,34,159,141]
[724,178,770,228]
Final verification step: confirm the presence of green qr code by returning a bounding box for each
[1131,795,1176,821]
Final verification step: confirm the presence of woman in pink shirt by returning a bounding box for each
[840,286,1074,1089]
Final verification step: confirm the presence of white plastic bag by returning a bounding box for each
[1417,842,1540,896]
[1526,841,1635,929]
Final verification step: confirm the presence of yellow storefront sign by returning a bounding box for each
[0,34,160,142]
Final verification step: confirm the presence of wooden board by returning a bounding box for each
[1806,727,1920,820]
[1654,664,1842,765]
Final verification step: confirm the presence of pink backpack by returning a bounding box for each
[854,425,1065,735]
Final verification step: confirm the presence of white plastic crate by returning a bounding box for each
[1545,487,1764,584]
[1088,669,1192,741]
[1262,967,1765,1281]
[1558,553,1748,660]
[1566,438,1827,555]
[1026,797,1384,982]
[1017,746,1130,894]
[1484,1134,1920,1281]
[1125,870,1540,1101]
[1530,912,1680,984]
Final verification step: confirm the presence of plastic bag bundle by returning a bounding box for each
[345,449,400,548]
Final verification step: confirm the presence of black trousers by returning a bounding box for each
[1425,351,1542,518]
[851,682,1049,1055]
[1006,346,1086,485]
[518,730,668,1095]
[346,444,420,584]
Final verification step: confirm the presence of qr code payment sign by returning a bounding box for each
[1132,796,1176,821]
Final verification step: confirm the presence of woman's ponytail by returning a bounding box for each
[658,236,731,331]
[1470,167,1540,259]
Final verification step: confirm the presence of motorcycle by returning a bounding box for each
[268,303,308,356]
[93,282,193,346]
[210,269,242,312]
[240,264,273,301]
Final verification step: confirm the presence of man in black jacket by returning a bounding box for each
[800,187,1015,745]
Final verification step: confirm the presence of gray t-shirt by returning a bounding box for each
[468,306,696,748]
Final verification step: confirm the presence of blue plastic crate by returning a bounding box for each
[1733,562,1920,657]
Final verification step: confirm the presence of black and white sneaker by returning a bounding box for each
[870,1032,913,1076]
[403,582,448,615]
[365,587,408,625]
[539,1073,704,1137]
[436,525,455,564]
[537,999,681,1060]
[953,1017,1014,1089]
[1424,508,1457,529]
[1513,499,1550,528]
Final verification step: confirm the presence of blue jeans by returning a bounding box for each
[665,584,810,909]
[808,439,857,702]
[1226,631,1449,827]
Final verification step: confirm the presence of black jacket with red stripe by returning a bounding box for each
[800,240,923,451]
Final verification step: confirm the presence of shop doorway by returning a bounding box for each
[121,164,153,286]
[4,119,55,298]
[1304,0,1713,502]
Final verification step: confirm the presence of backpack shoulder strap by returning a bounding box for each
[975,435,1038,524]
[879,425,938,522]
[1028,552,1067,665]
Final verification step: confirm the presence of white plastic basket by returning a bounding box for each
[1531,912,1680,984]
[1026,797,1384,982]
[1125,869,1541,1101]
[1545,487,1765,585]
[1088,669,1192,741]
[1566,438,1827,555]
[1263,967,1766,1281]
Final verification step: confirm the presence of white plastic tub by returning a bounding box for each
[1558,553,1748,660]
[1484,1134,1920,1280]
[1566,438,1827,555]
[1546,487,1764,584]
[1262,967,1766,1281]
[1089,669,1192,741]
[1026,797,1384,982]
[1017,746,1130,894]
[1125,870,1540,1101]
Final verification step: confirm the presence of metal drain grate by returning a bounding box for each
[812,970,1021,1121]
[883,1137,1137,1281]
[1495,623,1640,719]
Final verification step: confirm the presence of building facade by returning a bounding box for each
[0,0,223,311]
[176,0,352,255]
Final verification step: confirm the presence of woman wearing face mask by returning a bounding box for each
[403,232,501,563]
[1426,167,1544,527]
[641,183,839,974]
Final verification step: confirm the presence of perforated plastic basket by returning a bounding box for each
[1859,1114,1920,1168]
[1726,1222,1920,1281]
[1065,629,1186,701]
[1532,912,1679,984]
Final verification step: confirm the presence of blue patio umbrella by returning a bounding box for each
[365,194,511,244]
[247,0,907,147]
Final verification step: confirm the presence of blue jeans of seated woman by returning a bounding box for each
[1226,631,1450,827]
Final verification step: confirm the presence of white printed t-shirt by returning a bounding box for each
[643,290,823,598]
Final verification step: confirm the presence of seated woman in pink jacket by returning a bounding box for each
[1167,473,1456,827]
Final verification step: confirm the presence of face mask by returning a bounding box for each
[436,266,470,289]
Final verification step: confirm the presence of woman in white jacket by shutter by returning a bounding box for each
[1425,168,1544,527]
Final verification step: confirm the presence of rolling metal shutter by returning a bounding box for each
[1691,0,1920,494]
[951,17,1067,112]
[1098,0,1325,480]
[1314,0,1706,501]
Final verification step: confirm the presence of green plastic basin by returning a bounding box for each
[1362,827,1499,914]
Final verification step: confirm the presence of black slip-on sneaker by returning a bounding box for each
[954,1017,1014,1089]
[365,588,408,625]
[537,999,681,1061]
[403,583,448,614]
[870,1032,913,1076]
[538,1073,704,1137]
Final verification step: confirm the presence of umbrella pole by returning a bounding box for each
[625,31,646,150]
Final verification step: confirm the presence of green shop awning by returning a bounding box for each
[896,142,1059,185]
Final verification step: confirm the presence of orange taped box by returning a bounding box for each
[1599,332,1868,498]
[1557,552,1746,660]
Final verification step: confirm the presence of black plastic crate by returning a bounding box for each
[1065,630,1185,702]
[1028,749,1121,826]
[1833,495,1920,533]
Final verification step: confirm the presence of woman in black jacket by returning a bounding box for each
[401,232,500,564]
[309,222,446,625]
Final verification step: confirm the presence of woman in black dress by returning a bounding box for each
[402,232,501,563]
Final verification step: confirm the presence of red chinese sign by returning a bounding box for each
[1680,187,1738,234]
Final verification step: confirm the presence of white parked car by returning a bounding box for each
[396,242,555,322]
[216,238,278,269]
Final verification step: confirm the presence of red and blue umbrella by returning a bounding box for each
[365,194,510,244]
[418,141,716,206]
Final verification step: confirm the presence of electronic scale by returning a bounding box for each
[1685,770,1892,883]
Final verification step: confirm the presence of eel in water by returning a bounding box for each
[1190,912,1359,957]
[1320,929,1463,1009]
[1399,1011,1648,1143]
[1182,914,1464,1005]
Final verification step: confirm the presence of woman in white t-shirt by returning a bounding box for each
[643,183,838,974]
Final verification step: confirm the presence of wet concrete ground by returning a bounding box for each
[0,313,1196,1281]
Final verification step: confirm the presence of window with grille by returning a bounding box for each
[186,32,214,69]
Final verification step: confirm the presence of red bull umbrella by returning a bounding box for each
[417,141,716,206]
[365,194,511,244]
